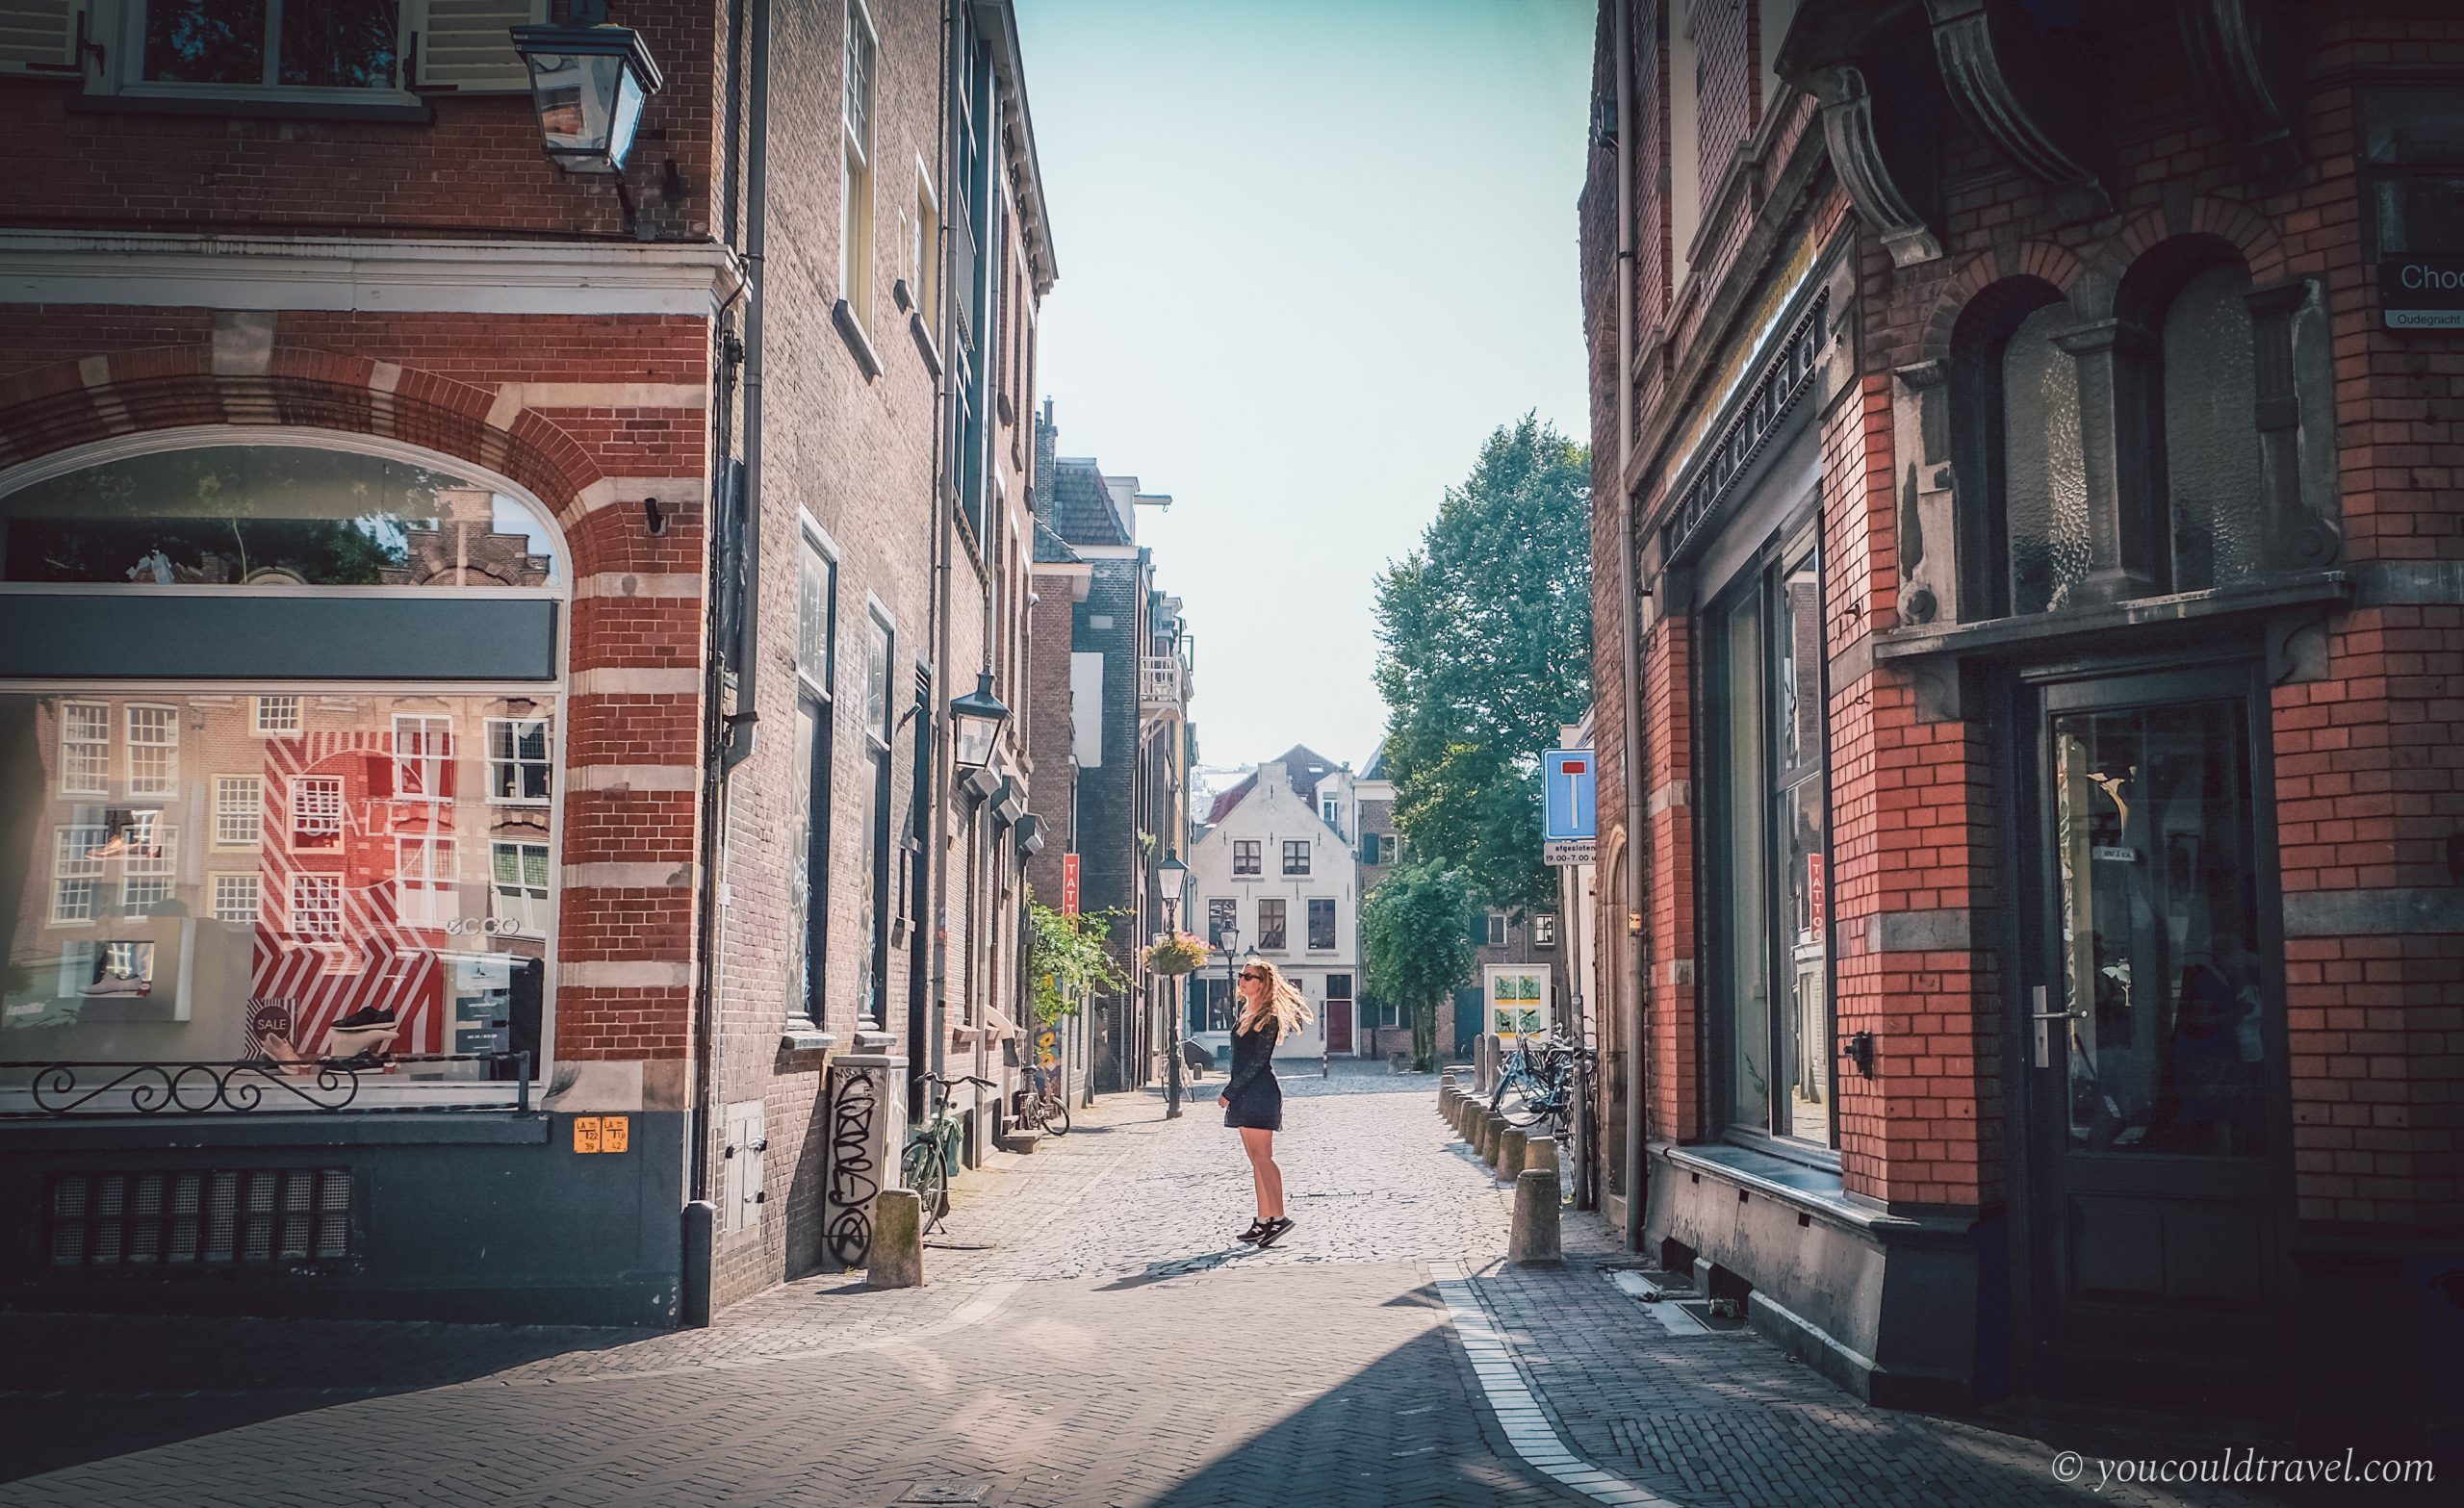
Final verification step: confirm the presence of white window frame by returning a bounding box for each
[292,776,345,841]
[290,873,343,940]
[123,825,177,911]
[214,775,264,846]
[253,695,301,734]
[60,701,110,796]
[394,833,458,931]
[211,872,262,925]
[393,713,452,803]
[125,703,180,796]
[841,0,879,328]
[911,163,942,328]
[104,1,423,110]
[491,840,552,937]
[484,716,552,806]
[1306,897,1337,953]
[51,825,107,925]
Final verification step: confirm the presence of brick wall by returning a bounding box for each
[0,3,717,241]
[1591,0,2464,1238]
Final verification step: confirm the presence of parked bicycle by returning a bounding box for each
[1492,1025,1591,1135]
[904,1071,995,1233]
[1012,1061,1071,1137]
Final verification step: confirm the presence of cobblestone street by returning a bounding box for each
[0,1066,2440,1507]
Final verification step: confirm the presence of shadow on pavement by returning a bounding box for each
[0,1309,654,1484]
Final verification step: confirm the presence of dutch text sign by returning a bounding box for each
[1542,749,1597,866]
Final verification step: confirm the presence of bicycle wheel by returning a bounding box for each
[1044,1095,1070,1137]
[1502,1093,1559,1128]
[901,1138,948,1226]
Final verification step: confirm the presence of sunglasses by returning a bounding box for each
[1241,970,1267,981]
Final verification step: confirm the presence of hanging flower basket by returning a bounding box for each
[1142,932,1209,977]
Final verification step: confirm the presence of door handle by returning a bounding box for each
[2030,985,2079,1067]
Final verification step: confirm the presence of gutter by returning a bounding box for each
[684,0,767,1327]
[1614,0,1651,1257]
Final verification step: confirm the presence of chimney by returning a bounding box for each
[1033,399,1058,512]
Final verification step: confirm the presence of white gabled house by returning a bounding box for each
[1184,747,1363,1064]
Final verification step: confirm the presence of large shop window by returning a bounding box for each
[1707,529,1834,1150]
[0,436,566,1102]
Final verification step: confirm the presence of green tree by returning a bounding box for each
[1359,861,1477,1071]
[1373,415,1591,915]
[1024,895,1129,1027]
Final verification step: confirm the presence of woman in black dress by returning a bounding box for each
[1219,959,1312,1247]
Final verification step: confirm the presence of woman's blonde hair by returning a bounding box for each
[1238,958,1314,1035]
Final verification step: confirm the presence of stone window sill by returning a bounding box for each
[1872,571,2350,666]
[780,1029,838,1054]
[5,1112,550,1152]
[68,91,434,126]
[834,298,883,380]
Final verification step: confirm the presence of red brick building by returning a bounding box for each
[0,0,1055,1325]
[1578,0,2460,1443]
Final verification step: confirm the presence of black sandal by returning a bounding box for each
[1237,1219,1270,1244]
[1253,1216,1295,1249]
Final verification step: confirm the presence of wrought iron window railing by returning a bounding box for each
[0,1054,533,1118]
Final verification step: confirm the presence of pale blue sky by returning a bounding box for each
[1015,0,1595,775]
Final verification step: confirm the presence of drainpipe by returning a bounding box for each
[685,0,767,1326]
[1614,0,1651,1257]
[925,0,962,1103]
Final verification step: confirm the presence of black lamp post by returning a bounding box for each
[1158,856,1190,1118]
[1215,924,1243,1086]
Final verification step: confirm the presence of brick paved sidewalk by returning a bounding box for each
[5,1064,2441,1508]
[1438,1106,2450,1507]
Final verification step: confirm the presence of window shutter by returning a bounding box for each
[411,0,546,93]
[0,0,77,74]
[1468,914,1488,947]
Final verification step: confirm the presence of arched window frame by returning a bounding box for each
[0,426,576,1106]
[1947,275,2071,623]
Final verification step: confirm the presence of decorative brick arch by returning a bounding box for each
[1912,238,2091,363]
[0,344,644,581]
[2095,193,2290,291]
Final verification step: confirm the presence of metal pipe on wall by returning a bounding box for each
[1614,0,1651,1257]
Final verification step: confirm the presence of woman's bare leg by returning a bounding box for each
[1242,1127,1285,1219]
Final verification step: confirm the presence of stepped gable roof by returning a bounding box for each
[1032,519,1082,564]
[1046,457,1131,547]
[1203,744,1342,824]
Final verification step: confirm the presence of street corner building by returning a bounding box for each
[1577,0,2461,1447]
[0,0,1058,1328]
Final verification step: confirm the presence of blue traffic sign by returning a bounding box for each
[1542,750,1596,842]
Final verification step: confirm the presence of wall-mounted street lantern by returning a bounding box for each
[948,672,1012,772]
[511,6,664,177]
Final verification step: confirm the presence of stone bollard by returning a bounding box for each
[1495,1124,1527,1182]
[1507,1167,1563,1266]
[1525,1136,1561,1176]
[1440,1085,1460,1123]
[865,1189,926,1289]
[1483,1111,1509,1164]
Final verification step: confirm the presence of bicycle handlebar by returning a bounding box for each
[914,1072,997,1090]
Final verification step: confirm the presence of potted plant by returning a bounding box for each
[1142,932,1209,977]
